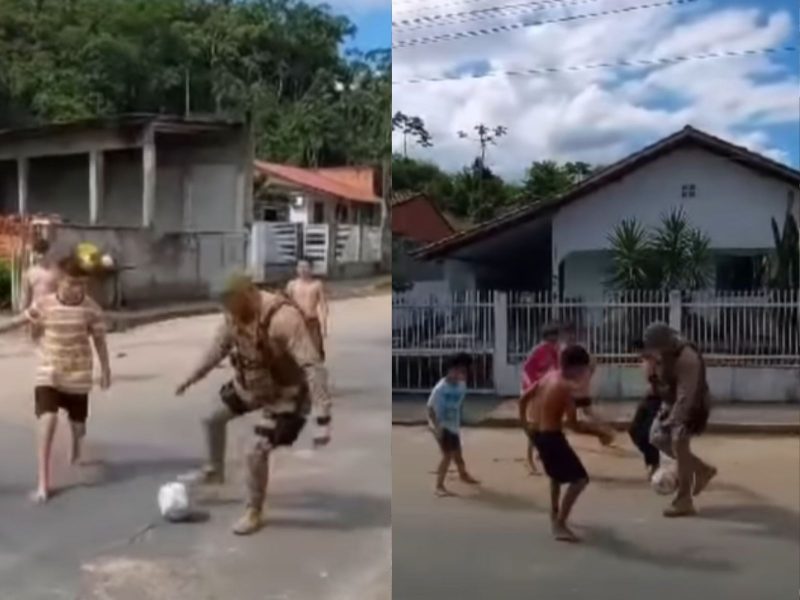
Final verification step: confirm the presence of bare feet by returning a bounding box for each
[459,474,480,485]
[663,503,697,518]
[30,488,49,504]
[526,462,540,476]
[693,465,717,496]
[435,487,455,497]
[552,522,580,543]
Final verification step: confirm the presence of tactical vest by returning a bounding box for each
[657,341,710,434]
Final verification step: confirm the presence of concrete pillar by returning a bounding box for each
[668,290,682,332]
[17,157,29,215]
[182,166,194,230]
[89,150,104,225]
[142,132,156,227]
[493,291,513,395]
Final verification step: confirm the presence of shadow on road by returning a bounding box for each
[698,502,800,543]
[266,489,391,531]
[580,524,736,572]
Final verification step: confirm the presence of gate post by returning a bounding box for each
[669,290,682,332]
[493,291,509,395]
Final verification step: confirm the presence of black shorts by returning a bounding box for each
[34,386,89,423]
[437,429,462,453]
[219,382,254,416]
[530,430,588,484]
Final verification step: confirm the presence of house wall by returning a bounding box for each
[553,147,795,298]
[104,149,144,226]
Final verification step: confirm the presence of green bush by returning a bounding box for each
[0,261,11,309]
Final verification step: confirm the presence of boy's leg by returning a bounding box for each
[554,478,588,541]
[65,393,89,465]
[454,449,479,484]
[235,435,272,535]
[34,413,58,502]
[525,436,539,474]
[435,452,453,496]
[549,479,561,523]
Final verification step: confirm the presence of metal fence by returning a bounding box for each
[392,290,495,393]
[507,290,670,364]
[393,289,800,392]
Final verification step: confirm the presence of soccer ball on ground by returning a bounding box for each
[158,481,192,522]
[650,466,679,496]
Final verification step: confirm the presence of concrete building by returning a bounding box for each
[0,114,252,306]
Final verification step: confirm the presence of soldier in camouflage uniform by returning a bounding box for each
[643,323,717,517]
[176,275,332,535]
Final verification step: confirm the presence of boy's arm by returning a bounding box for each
[0,301,40,334]
[518,385,537,430]
[0,313,31,334]
[176,321,233,394]
[88,308,111,386]
[426,388,440,431]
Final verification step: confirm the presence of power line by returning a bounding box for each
[392,0,564,18]
[393,0,697,49]
[392,45,798,85]
[393,0,593,23]
[393,0,604,31]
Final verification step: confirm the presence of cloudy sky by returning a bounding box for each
[327,0,391,51]
[392,0,800,179]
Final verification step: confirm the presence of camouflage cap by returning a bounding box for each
[643,322,679,351]
[221,272,256,301]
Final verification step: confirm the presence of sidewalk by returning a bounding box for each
[0,274,390,332]
[392,395,800,435]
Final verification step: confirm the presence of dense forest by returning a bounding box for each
[0,0,390,168]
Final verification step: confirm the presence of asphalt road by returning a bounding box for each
[392,427,800,600]
[0,295,391,600]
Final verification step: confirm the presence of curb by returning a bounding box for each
[391,417,800,435]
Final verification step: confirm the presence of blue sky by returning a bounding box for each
[393,0,800,176]
[347,6,392,51]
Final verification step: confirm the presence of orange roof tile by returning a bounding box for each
[254,161,381,204]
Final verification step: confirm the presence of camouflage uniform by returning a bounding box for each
[186,291,331,522]
[645,324,715,514]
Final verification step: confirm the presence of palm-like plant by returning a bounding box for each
[608,207,712,291]
[606,218,654,290]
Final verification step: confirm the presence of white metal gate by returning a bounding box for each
[392,290,495,393]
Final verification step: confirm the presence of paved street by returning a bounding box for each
[0,295,391,600]
[393,427,800,599]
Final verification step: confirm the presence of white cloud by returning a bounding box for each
[392,0,799,178]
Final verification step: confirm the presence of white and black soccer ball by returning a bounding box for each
[650,466,679,496]
[158,481,191,522]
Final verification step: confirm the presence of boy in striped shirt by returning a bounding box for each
[0,253,111,503]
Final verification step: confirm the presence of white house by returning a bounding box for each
[416,126,800,299]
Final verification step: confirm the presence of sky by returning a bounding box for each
[324,0,392,51]
[392,0,800,179]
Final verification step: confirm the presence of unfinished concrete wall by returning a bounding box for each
[28,154,89,223]
[104,149,143,227]
[50,224,246,306]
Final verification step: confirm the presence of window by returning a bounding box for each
[312,202,325,224]
[681,184,696,198]
[715,255,762,291]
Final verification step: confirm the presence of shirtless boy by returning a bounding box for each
[22,238,59,340]
[286,258,328,360]
[519,345,612,542]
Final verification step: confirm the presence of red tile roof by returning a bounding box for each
[254,161,381,204]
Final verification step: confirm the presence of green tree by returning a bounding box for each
[392,112,433,158]
[523,160,599,200]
